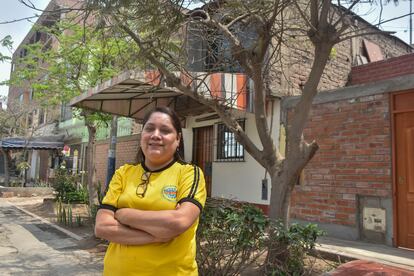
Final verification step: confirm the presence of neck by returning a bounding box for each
[144,157,175,172]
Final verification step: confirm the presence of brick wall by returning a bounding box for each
[270,17,411,97]
[95,134,140,185]
[350,53,414,85]
[290,93,392,226]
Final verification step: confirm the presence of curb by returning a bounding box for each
[313,244,414,272]
[11,203,84,241]
[312,247,356,264]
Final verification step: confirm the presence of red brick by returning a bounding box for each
[291,93,392,227]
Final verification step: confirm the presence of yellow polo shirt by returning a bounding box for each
[100,160,206,276]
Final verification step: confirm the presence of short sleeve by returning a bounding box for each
[177,165,207,212]
[99,165,126,212]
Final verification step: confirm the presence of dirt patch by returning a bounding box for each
[239,251,339,275]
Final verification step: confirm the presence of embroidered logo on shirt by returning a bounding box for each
[162,186,177,202]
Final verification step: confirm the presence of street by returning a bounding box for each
[0,198,102,275]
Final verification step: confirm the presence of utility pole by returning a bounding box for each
[106,115,118,188]
[411,0,413,45]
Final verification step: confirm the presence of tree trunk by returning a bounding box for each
[264,168,303,273]
[1,149,10,186]
[268,170,296,226]
[86,124,98,207]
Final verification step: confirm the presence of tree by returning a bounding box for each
[0,96,41,186]
[11,0,407,270]
[0,35,13,63]
[6,13,142,205]
[81,0,399,224]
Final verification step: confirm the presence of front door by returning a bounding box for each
[393,91,414,249]
[193,126,214,197]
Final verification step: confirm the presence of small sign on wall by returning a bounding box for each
[363,207,386,233]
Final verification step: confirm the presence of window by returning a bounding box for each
[216,120,245,161]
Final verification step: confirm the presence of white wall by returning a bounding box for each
[184,99,281,205]
[182,128,193,162]
[29,150,39,180]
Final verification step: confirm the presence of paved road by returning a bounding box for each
[0,199,102,275]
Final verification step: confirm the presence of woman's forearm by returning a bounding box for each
[115,203,200,239]
[116,209,181,239]
[95,209,169,245]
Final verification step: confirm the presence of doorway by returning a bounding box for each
[193,126,214,197]
[392,91,414,249]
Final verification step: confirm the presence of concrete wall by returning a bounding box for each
[0,187,54,197]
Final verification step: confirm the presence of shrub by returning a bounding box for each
[52,168,88,203]
[264,222,325,276]
[196,198,268,276]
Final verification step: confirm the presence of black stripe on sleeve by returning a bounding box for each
[190,166,200,199]
[187,165,197,198]
[178,198,203,212]
[98,204,118,212]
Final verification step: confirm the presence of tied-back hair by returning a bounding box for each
[136,107,185,164]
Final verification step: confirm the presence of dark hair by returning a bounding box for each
[136,107,185,163]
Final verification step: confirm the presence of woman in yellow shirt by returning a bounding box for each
[95,107,207,275]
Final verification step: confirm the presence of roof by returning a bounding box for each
[69,70,251,121]
[0,135,64,150]
[334,5,412,50]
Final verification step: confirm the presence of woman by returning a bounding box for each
[95,107,206,276]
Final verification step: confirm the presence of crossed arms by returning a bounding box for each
[94,202,200,245]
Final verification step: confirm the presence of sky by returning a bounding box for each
[0,1,413,99]
[0,0,50,98]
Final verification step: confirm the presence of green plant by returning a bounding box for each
[68,204,73,226]
[56,200,84,228]
[196,198,268,276]
[62,205,67,225]
[96,181,105,204]
[65,185,88,203]
[264,222,325,276]
[34,180,49,187]
[76,214,83,227]
[51,168,88,203]
[16,161,30,171]
[56,199,63,223]
[10,180,20,187]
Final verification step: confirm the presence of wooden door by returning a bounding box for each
[193,126,214,197]
[393,92,414,249]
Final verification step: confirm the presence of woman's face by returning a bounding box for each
[140,112,181,169]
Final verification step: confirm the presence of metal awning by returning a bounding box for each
[69,70,211,121]
[0,135,64,150]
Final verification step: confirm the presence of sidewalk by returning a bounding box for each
[316,236,414,272]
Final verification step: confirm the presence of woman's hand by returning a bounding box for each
[114,208,133,225]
